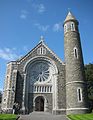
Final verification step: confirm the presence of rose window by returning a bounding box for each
[30,61,50,82]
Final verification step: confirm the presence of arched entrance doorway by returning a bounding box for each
[35,96,44,111]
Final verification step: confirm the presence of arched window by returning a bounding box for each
[77,88,83,102]
[71,22,75,31]
[64,24,67,33]
[74,47,78,59]
[37,47,46,55]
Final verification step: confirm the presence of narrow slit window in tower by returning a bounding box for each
[71,22,75,31]
[77,88,82,102]
[74,47,78,59]
[64,24,67,33]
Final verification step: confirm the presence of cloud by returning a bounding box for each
[20,10,29,19]
[0,48,20,61]
[32,3,46,14]
[34,23,50,31]
[38,4,45,13]
[20,14,27,19]
[53,22,63,32]
[23,46,29,52]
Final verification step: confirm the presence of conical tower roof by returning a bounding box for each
[64,11,77,23]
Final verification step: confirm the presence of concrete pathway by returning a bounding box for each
[19,112,69,120]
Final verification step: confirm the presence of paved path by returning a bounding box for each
[19,112,69,120]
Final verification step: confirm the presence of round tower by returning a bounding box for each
[63,11,89,114]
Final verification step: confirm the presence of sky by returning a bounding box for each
[0,0,93,91]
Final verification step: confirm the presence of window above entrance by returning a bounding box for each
[30,85,52,93]
[29,60,52,83]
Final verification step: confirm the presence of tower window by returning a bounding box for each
[77,88,83,102]
[74,47,78,59]
[64,24,67,33]
[71,22,75,31]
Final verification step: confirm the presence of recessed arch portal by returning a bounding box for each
[22,56,58,113]
[35,96,44,111]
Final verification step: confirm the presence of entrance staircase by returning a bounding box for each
[19,112,69,120]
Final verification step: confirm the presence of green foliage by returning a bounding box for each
[85,63,93,81]
[68,114,93,120]
[0,91,2,103]
[85,63,93,100]
[0,114,17,120]
[84,63,93,111]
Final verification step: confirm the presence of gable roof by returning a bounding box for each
[16,40,65,65]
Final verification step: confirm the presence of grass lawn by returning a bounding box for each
[0,114,17,120]
[68,113,93,120]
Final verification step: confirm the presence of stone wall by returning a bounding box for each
[15,42,66,114]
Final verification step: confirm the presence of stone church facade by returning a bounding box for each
[2,12,89,115]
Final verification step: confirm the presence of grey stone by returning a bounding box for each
[19,112,69,120]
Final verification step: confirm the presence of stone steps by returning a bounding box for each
[19,112,69,120]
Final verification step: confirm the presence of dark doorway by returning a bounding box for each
[35,96,44,111]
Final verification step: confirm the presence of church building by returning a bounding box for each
[2,12,89,115]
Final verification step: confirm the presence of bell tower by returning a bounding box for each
[63,11,89,114]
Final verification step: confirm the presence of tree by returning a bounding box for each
[85,63,93,111]
[0,91,2,103]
